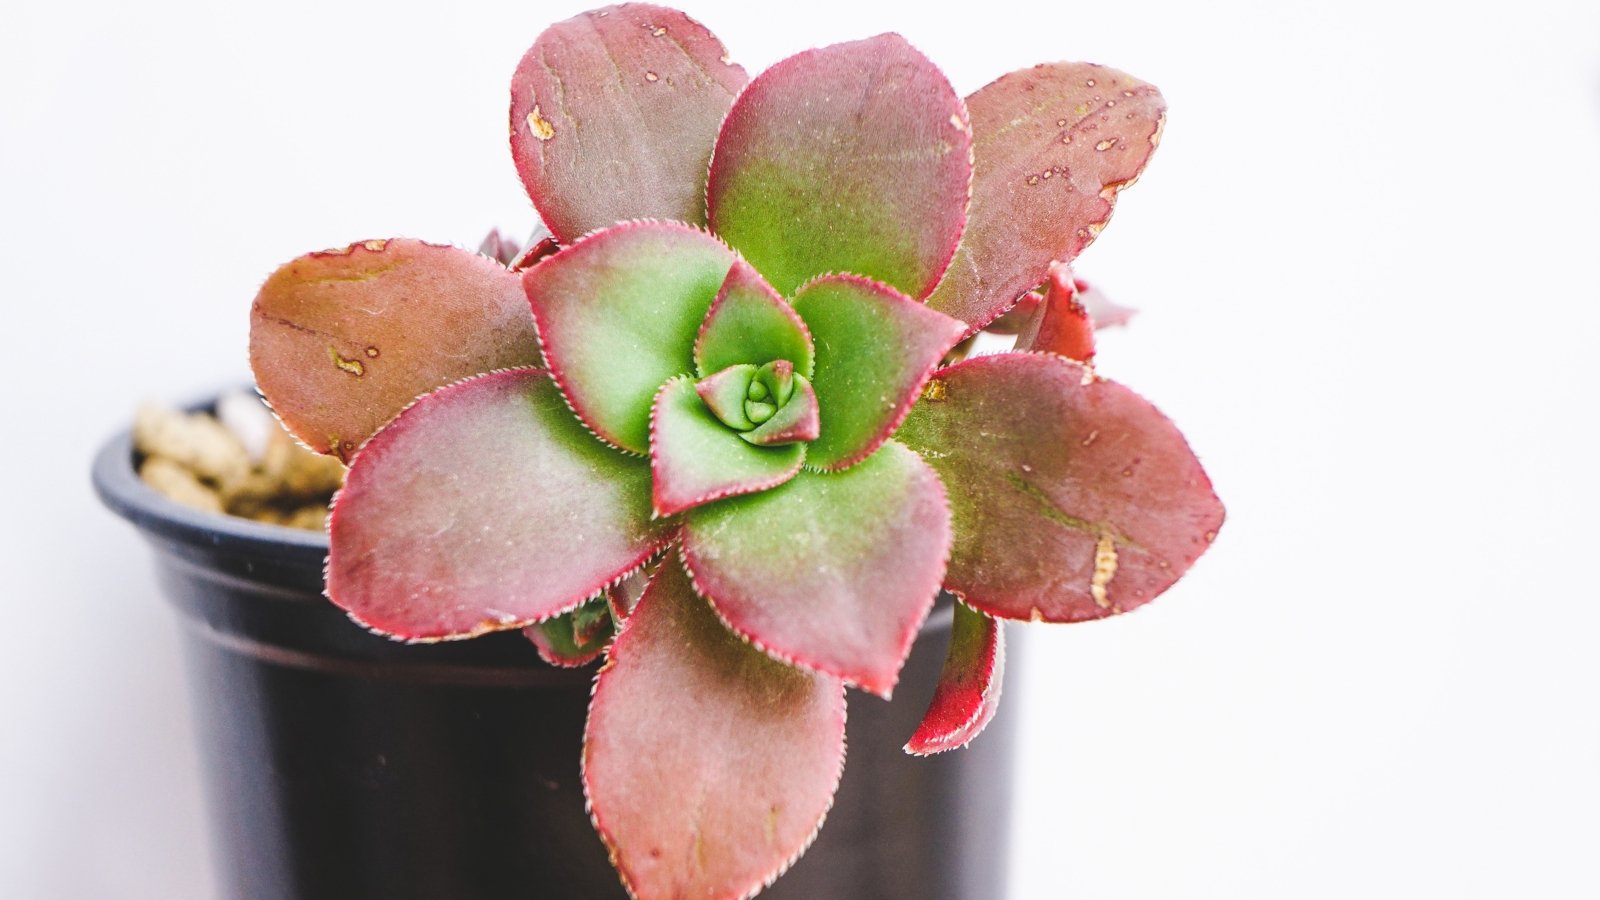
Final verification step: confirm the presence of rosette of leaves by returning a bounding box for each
[248,5,1224,898]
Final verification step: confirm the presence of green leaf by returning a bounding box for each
[650,376,804,518]
[741,374,819,447]
[584,560,846,900]
[509,4,747,242]
[706,34,972,299]
[525,221,737,454]
[524,596,613,668]
[249,238,539,461]
[682,441,951,697]
[694,259,814,378]
[926,63,1165,332]
[895,353,1224,622]
[327,369,672,639]
[695,363,759,431]
[790,275,967,470]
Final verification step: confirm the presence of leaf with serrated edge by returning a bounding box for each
[741,375,818,446]
[584,559,846,900]
[510,4,747,243]
[250,239,539,461]
[905,601,1005,755]
[525,221,738,454]
[524,596,613,668]
[791,275,967,470]
[926,63,1165,333]
[707,34,972,299]
[682,441,950,697]
[695,259,814,378]
[328,369,671,640]
[1017,262,1096,361]
[896,353,1223,622]
[650,376,804,518]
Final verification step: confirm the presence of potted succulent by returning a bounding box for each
[97,4,1223,898]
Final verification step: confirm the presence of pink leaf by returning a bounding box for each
[1017,262,1096,362]
[896,353,1223,622]
[905,601,1006,756]
[477,228,522,266]
[790,274,967,471]
[525,221,739,454]
[650,376,804,518]
[926,63,1165,333]
[1077,277,1137,329]
[707,34,972,299]
[584,559,846,900]
[249,239,539,461]
[327,369,672,640]
[510,4,747,242]
[682,441,951,698]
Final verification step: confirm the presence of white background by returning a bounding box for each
[4,0,1598,897]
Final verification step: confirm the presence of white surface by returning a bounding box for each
[4,1,1597,897]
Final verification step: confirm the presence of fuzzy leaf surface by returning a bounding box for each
[791,275,967,470]
[926,63,1165,332]
[682,441,950,697]
[250,239,538,461]
[1017,263,1096,361]
[707,34,972,299]
[650,377,804,518]
[905,601,1005,755]
[896,353,1223,622]
[585,560,845,900]
[328,369,670,639]
[695,259,814,378]
[525,221,737,454]
[510,4,747,242]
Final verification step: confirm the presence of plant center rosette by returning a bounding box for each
[246,5,1225,898]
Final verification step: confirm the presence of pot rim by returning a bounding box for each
[90,406,329,570]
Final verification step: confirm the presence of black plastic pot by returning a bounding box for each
[93,408,1015,900]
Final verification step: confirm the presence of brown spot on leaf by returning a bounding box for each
[921,379,948,402]
[526,106,555,141]
[327,346,365,377]
[1091,531,1118,609]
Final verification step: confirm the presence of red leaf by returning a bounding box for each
[905,602,1006,756]
[926,63,1165,333]
[584,560,846,899]
[249,239,539,461]
[510,4,746,242]
[896,353,1223,622]
[327,369,672,640]
[1017,263,1096,362]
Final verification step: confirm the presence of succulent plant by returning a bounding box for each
[247,4,1224,897]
